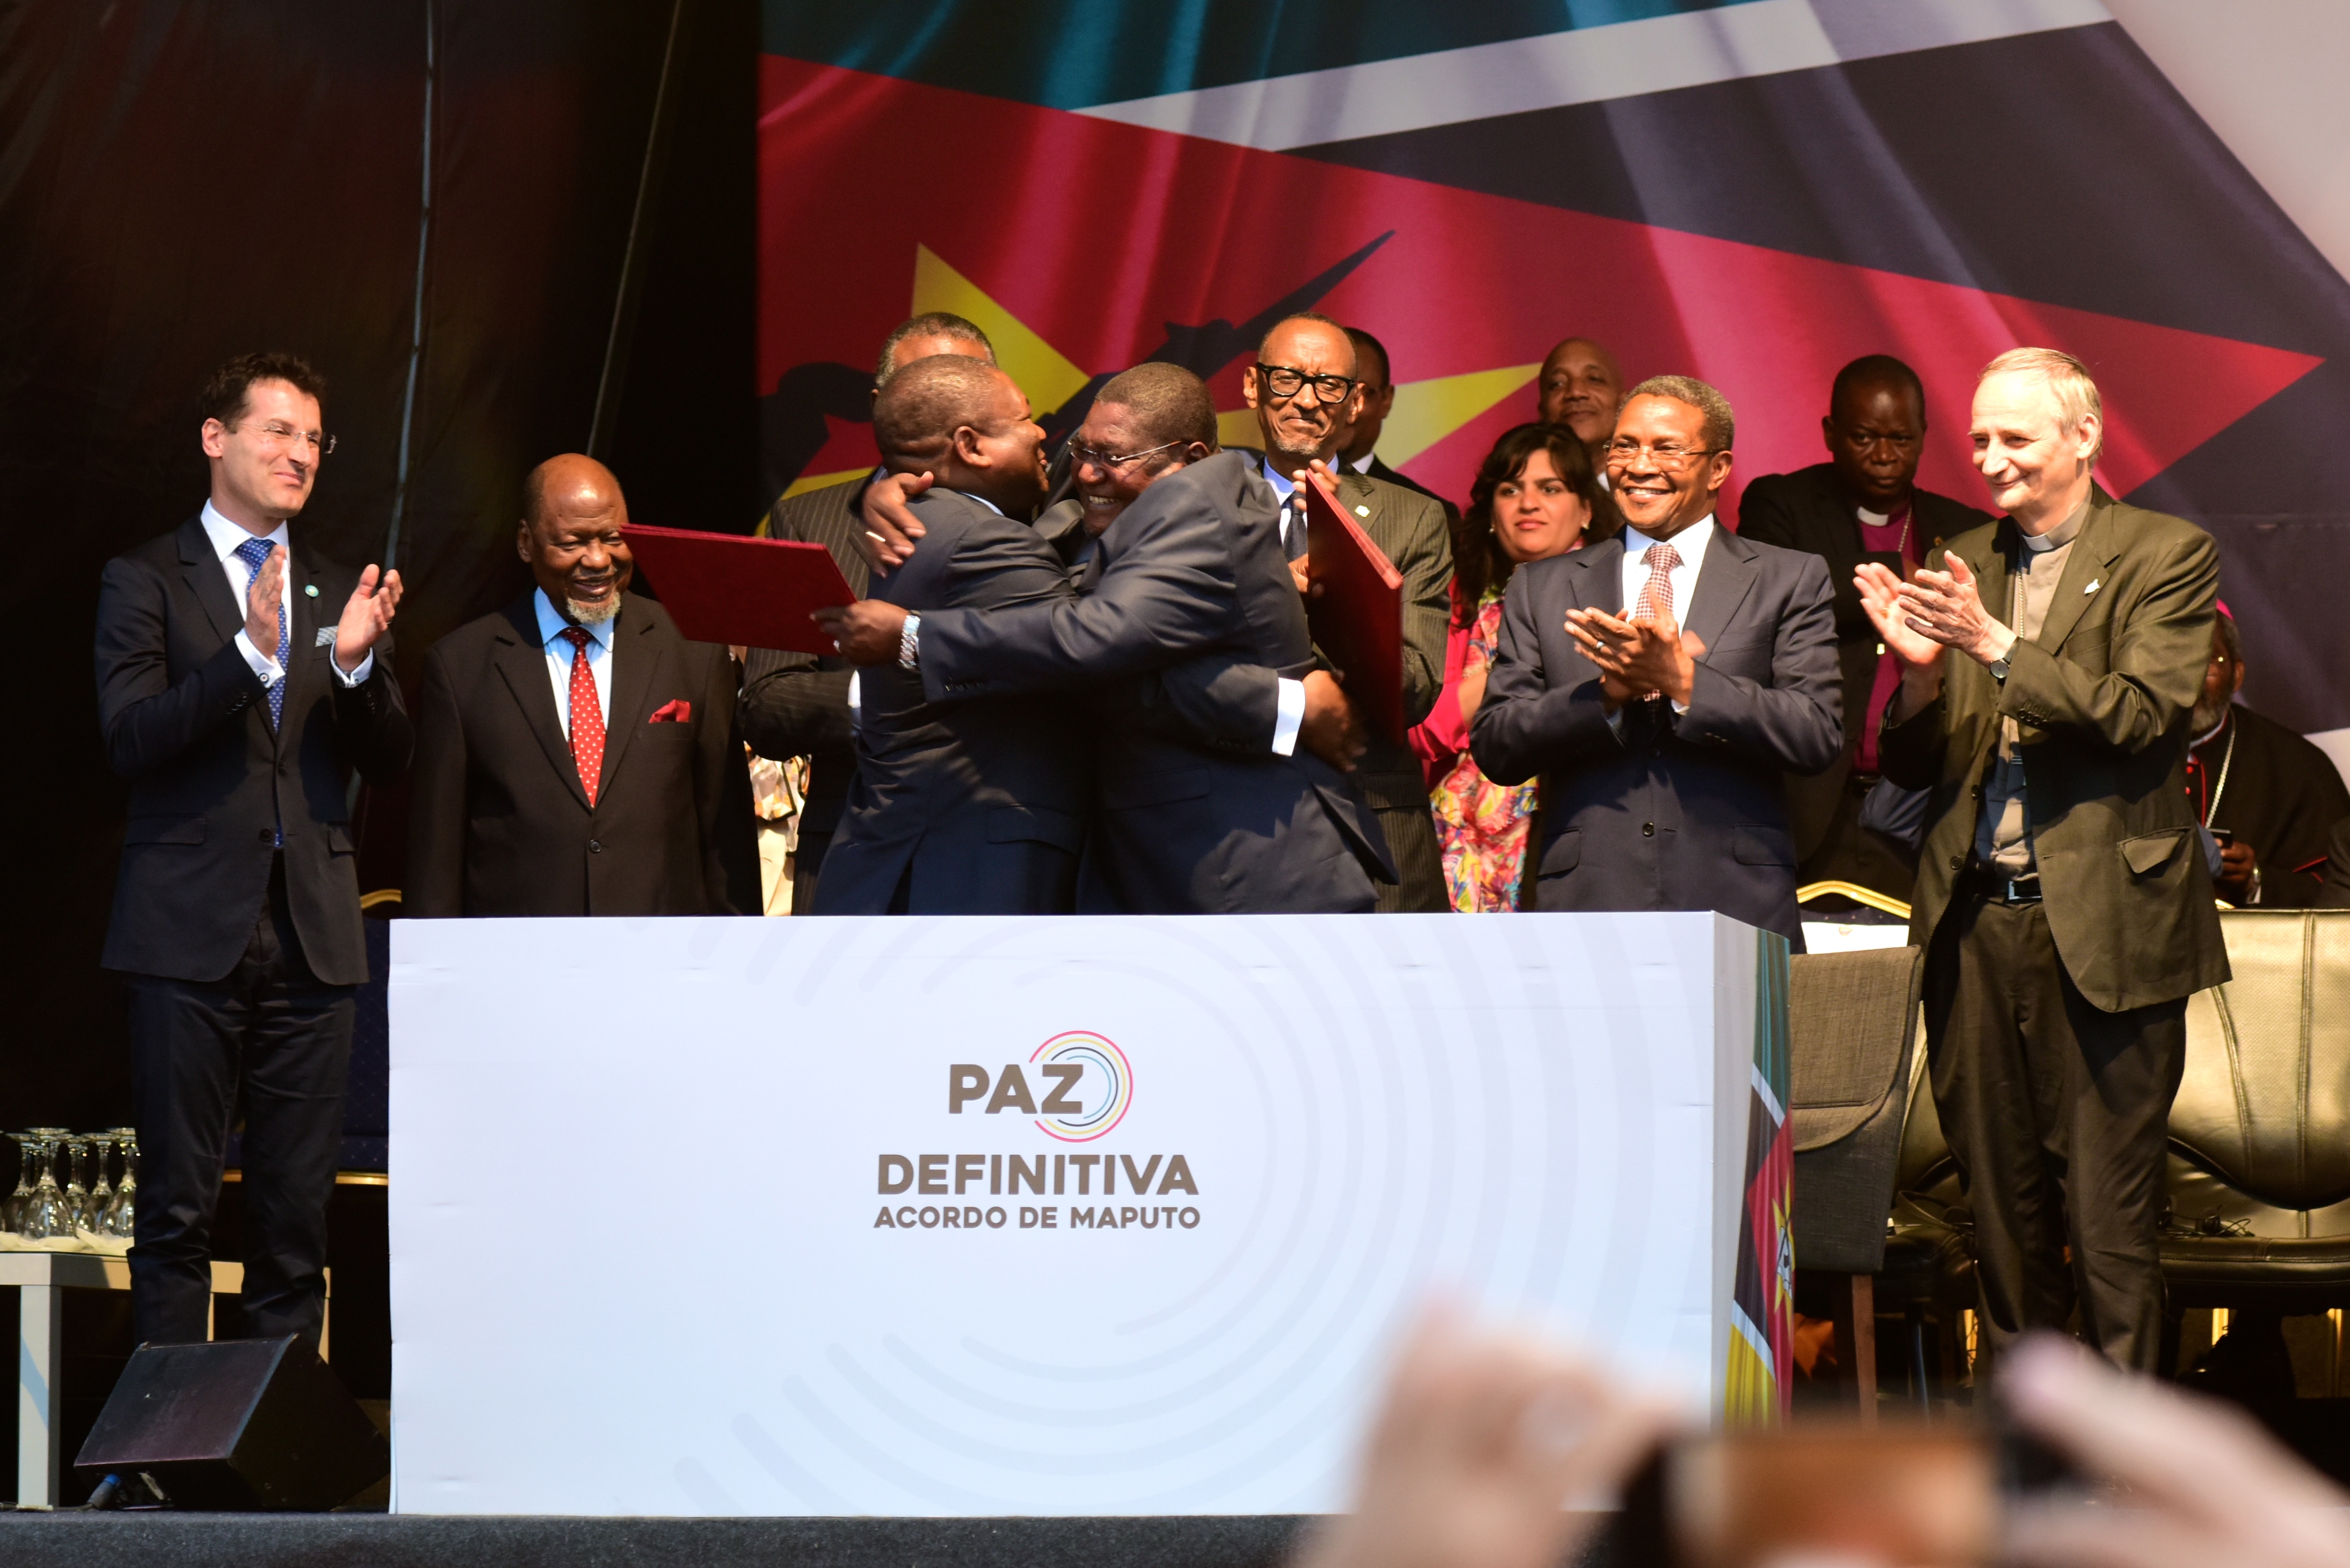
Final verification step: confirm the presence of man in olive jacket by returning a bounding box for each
[1858,349,2227,1374]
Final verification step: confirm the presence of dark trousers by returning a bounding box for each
[1922,890,2185,1372]
[1372,803,1447,913]
[121,857,352,1349]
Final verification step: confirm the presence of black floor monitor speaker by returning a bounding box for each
[73,1335,389,1509]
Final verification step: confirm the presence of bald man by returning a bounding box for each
[1538,337,1624,470]
[406,454,758,917]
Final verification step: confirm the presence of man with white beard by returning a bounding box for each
[406,453,758,917]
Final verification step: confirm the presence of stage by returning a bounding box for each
[0,1513,1324,1568]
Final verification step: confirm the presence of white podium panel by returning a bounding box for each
[390,912,1788,1516]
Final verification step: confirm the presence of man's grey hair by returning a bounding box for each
[874,312,993,389]
[1980,346,2104,461]
[1625,374,1734,451]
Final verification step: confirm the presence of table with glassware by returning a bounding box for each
[6,1128,138,1507]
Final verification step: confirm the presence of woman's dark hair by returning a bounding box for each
[1450,422,1616,623]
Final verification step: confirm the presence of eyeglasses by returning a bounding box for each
[1067,438,1185,472]
[1603,439,1715,470]
[1254,363,1358,405]
[238,420,336,457]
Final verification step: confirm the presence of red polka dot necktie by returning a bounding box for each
[560,627,604,806]
[1634,540,1682,623]
[1633,541,1682,705]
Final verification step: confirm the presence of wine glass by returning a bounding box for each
[5,1133,31,1232]
[86,1135,116,1236]
[18,1131,73,1242]
[102,1128,139,1240]
[62,1136,90,1232]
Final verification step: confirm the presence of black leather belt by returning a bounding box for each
[1986,871,2042,905]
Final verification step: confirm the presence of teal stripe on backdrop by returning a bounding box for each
[761,0,1761,110]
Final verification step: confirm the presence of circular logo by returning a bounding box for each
[1030,1030,1131,1142]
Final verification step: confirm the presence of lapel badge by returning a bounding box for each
[2084,579,2100,594]
[304,583,320,597]
[1354,505,1370,517]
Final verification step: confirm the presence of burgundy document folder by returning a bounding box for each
[1302,471,1405,742]
[618,524,855,655]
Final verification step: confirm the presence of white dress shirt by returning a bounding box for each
[534,588,615,737]
[1610,514,1718,725]
[199,501,373,690]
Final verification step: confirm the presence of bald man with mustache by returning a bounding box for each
[406,454,758,917]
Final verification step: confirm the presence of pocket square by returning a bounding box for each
[315,627,337,647]
[649,699,692,723]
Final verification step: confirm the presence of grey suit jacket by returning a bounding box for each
[916,451,1395,913]
[1469,526,1842,940]
[739,476,865,840]
[1236,449,1453,813]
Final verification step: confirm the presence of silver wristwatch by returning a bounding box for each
[898,613,921,670]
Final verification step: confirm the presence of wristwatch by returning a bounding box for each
[898,612,921,670]
[1988,654,2011,682]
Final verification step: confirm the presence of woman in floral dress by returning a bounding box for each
[1413,424,1613,910]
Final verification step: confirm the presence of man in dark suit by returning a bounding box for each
[1738,355,1993,901]
[740,313,996,907]
[2182,605,2350,907]
[1470,376,1842,941]
[1858,348,2229,1371]
[810,356,1090,913]
[1336,327,1457,518]
[1237,313,1453,912]
[821,365,1395,914]
[406,454,757,917]
[96,352,410,1349]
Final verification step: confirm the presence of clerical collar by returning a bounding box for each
[2019,496,2089,553]
[2192,708,2233,750]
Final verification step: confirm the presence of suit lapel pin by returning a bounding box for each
[1354,505,1370,517]
[304,583,320,597]
[2084,579,2100,594]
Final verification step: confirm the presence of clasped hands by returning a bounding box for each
[1854,555,2015,670]
[242,543,402,675]
[1565,608,1704,711]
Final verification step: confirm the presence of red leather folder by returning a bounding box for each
[1302,471,1406,742]
[618,524,855,655]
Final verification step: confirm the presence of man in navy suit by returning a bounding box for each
[1470,375,1841,941]
[94,353,410,1349]
[810,355,1090,913]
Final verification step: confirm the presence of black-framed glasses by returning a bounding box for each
[1603,439,1714,470]
[238,419,336,457]
[1254,363,1357,405]
[1067,437,1186,472]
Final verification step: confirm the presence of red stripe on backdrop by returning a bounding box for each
[760,56,2319,514]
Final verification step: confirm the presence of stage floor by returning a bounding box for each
[0,1513,1320,1568]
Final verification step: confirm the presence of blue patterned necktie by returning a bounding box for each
[233,535,289,730]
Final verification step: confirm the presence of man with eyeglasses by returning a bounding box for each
[93,351,411,1355]
[818,361,1397,914]
[1738,355,1991,903]
[1470,375,1841,941]
[1237,312,1454,913]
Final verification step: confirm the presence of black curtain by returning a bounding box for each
[0,0,757,1134]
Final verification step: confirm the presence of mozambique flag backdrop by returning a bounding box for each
[757,0,2350,745]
